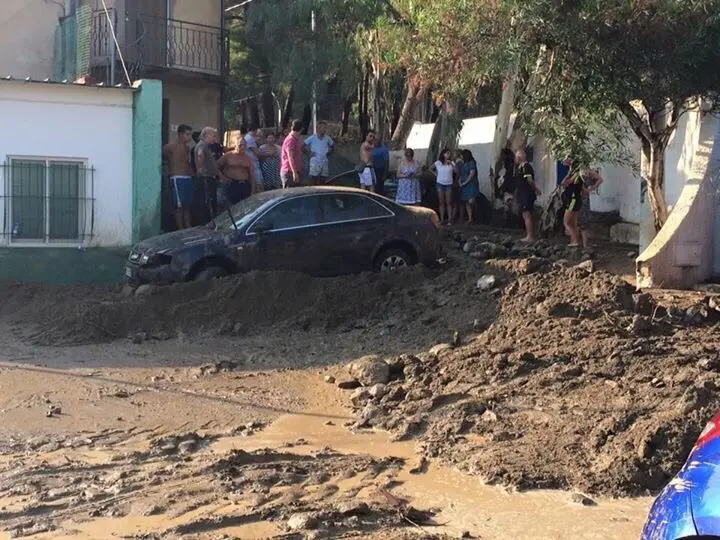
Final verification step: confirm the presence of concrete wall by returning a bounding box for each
[636,114,718,289]
[1,0,64,80]
[132,80,163,242]
[0,80,134,247]
[164,80,221,140]
[403,111,705,249]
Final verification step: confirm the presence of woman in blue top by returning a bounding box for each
[459,149,479,224]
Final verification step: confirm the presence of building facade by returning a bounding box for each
[2,0,227,144]
[0,78,162,282]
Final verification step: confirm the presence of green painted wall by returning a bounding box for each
[132,79,163,243]
[0,248,127,284]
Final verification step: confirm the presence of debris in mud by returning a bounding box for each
[347,355,391,387]
[151,432,206,456]
[324,375,336,384]
[46,404,61,417]
[343,263,720,496]
[193,361,239,377]
[476,275,496,291]
[569,492,596,506]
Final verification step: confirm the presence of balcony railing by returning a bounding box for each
[85,9,228,82]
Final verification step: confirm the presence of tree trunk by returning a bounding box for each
[341,94,353,136]
[620,101,676,233]
[425,109,445,167]
[249,97,260,129]
[642,139,670,232]
[371,70,382,134]
[491,70,518,191]
[390,82,423,150]
[359,68,370,138]
[281,87,295,129]
[261,89,275,129]
[391,83,403,134]
[301,104,312,135]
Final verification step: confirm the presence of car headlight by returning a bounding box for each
[140,253,172,267]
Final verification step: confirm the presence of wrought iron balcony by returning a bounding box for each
[82,9,229,83]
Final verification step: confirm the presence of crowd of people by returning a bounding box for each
[161,119,335,230]
[162,120,604,249]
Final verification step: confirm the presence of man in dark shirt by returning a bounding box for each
[514,149,541,243]
[371,138,390,196]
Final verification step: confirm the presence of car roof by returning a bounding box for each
[261,186,397,203]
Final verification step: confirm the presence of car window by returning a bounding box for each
[251,196,322,232]
[320,194,393,224]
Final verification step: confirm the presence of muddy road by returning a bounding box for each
[0,229,717,539]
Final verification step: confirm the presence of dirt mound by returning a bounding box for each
[345,264,720,496]
[0,257,494,346]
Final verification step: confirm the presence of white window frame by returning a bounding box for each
[3,156,90,247]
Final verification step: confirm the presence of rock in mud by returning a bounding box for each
[337,380,362,390]
[428,343,452,357]
[575,260,595,273]
[177,440,197,454]
[359,403,384,427]
[121,284,135,297]
[130,332,147,344]
[347,355,390,386]
[287,512,319,531]
[628,315,652,335]
[367,383,387,399]
[569,492,596,506]
[324,375,336,384]
[335,500,370,515]
[46,405,61,417]
[351,387,371,407]
[134,284,158,297]
[632,293,654,315]
[698,357,720,371]
[476,275,497,291]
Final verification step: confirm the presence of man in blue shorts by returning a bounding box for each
[162,124,194,230]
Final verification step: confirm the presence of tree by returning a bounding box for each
[229,0,389,132]
[369,0,720,232]
[521,0,720,231]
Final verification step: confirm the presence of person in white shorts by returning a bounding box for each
[358,130,376,192]
[304,121,334,185]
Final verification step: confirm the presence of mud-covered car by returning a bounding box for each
[125,186,441,285]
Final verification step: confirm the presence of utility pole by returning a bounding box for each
[311,8,317,135]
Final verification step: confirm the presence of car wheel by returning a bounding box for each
[375,247,413,273]
[194,266,228,281]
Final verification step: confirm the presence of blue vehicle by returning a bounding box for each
[643,412,720,539]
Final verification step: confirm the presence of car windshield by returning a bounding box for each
[211,192,281,230]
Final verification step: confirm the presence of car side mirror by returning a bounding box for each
[253,222,272,234]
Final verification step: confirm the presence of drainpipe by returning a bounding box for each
[220,0,227,135]
[109,9,116,86]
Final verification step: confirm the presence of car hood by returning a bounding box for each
[134,226,221,254]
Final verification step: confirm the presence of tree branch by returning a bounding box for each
[619,101,652,144]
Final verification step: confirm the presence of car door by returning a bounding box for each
[242,195,324,273]
[317,193,396,274]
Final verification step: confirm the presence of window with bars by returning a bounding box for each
[2,158,94,244]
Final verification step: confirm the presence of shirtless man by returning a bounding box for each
[358,130,376,192]
[217,138,256,206]
[162,124,194,229]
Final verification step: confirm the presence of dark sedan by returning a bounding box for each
[126,187,441,284]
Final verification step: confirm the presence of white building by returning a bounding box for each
[0,78,135,247]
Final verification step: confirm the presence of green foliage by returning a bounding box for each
[240,0,387,102]
[373,0,720,168]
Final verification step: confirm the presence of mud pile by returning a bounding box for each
[344,264,720,497]
[0,252,494,346]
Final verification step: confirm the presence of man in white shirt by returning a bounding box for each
[304,121,334,185]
